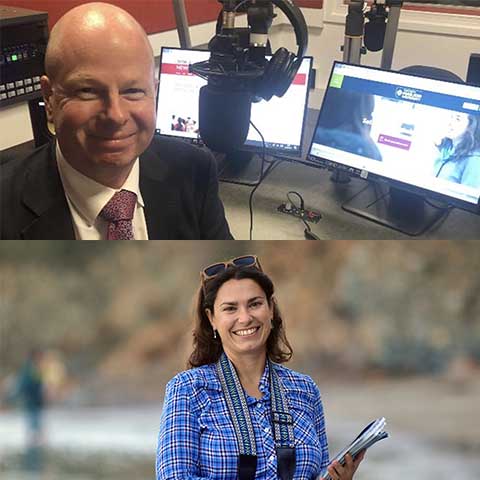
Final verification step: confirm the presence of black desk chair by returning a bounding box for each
[398,65,465,84]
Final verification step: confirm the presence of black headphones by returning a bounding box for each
[212,0,308,101]
[257,0,309,101]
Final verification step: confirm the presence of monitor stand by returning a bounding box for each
[216,150,268,186]
[342,181,449,236]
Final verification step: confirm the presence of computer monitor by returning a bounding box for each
[156,47,312,156]
[308,61,480,235]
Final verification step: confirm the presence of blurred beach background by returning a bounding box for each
[1,240,479,480]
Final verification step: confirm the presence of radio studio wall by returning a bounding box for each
[1,2,479,151]
[315,7,479,102]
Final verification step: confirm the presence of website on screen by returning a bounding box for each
[310,63,480,205]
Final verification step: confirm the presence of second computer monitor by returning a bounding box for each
[309,61,480,209]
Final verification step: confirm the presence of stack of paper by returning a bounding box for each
[320,417,389,480]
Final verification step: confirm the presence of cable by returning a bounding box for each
[248,184,261,241]
[248,120,266,240]
[248,120,282,239]
[234,0,251,13]
[286,190,305,210]
[251,120,267,181]
[281,190,322,240]
[302,218,321,240]
[248,158,281,239]
[247,161,281,240]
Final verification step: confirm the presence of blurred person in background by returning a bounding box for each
[40,349,69,403]
[156,255,365,480]
[4,348,46,445]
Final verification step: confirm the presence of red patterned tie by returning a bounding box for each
[99,190,137,240]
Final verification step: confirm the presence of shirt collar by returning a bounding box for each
[56,142,144,226]
[207,355,272,398]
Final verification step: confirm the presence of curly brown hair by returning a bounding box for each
[188,266,293,368]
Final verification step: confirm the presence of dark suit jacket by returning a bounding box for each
[1,136,233,239]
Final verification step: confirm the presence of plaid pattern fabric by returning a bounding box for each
[156,361,330,480]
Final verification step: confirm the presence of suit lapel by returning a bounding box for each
[20,142,75,239]
[139,145,180,240]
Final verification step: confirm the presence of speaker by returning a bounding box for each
[466,53,480,87]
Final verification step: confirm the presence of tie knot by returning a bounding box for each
[100,189,137,223]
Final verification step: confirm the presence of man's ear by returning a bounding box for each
[40,75,55,123]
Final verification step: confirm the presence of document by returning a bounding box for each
[319,417,389,480]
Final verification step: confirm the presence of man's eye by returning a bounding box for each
[123,88,146,99]
[76,88,99,100]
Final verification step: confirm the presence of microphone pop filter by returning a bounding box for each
[199,85,252,153]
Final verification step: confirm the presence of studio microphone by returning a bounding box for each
[364,2,388,52]
[198,83,252,154]
[192,1,271,153]
[191,0,308,153]
[196,31,260,153]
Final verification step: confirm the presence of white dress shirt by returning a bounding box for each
[56,143,149,240]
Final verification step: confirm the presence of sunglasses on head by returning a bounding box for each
[200,255,263,285]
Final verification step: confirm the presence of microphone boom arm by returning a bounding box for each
[342,0,404,69]
[172,0,192,48]
[381,1,402,70]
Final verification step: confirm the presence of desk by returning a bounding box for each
[219,109,480,240]
[3,112,480,240]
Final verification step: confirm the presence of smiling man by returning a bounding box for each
[1,2,232,240]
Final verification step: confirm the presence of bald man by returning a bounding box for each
[1,3,232,240]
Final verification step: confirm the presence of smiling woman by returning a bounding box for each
[156,256,365,480]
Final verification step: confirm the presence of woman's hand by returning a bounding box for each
[322,450,366,480]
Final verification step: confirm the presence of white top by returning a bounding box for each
[56,143,149,240]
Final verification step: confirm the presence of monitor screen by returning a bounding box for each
[308,62,480,211]
[156,47,312,155]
